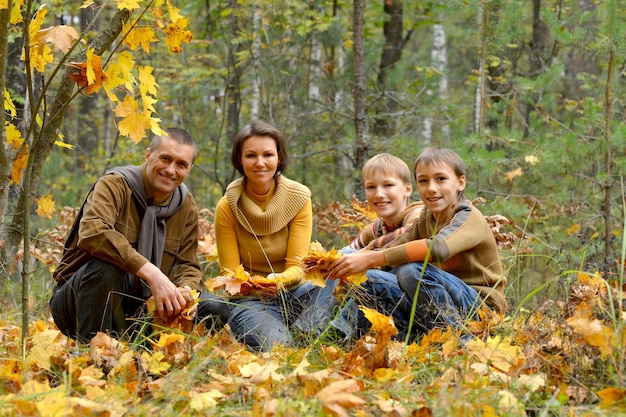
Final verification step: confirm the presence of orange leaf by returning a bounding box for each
[69,49,107,95]
[597,387,626,409]
[33,25,80,53]
[504,167,523,182]
[10,147,28,185]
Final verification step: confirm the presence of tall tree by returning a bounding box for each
[352,0,368,199]
[373,0,411,139]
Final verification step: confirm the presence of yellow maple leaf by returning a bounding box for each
[10,0,25,24]
[360,306,398,340]
[238,360,284,383]
[566,313,614,358]
[36,194,55,219]
[114,95,152,142]
[189,390,226,411]
[116,0,141,11]
[138,65,158,100]
[302,241,341,287]
[597,387,626,409]
[24,7,56,72]
[122,21,158,53]
[4,88,16,117]
[142,350,171,375]
[209,265,279,297]
[28,5,46,39]
[25,328,66,371]
[166,0,183,22]
[29,43,54,72]
[104,50,136,98]
[466,335,525,373]
[154,332,185,349]
[5,122,23,149]
[316,379,365,415]
[164,17,193,53]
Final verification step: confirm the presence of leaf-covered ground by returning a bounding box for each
[1,270,624,416]
[6,203,624,416]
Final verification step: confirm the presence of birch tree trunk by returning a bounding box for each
[251,5,261,120]
[422,17,450,144]
[309,36,322,102]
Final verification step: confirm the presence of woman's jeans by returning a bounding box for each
[227,281,327,352]
[329,262,483,342]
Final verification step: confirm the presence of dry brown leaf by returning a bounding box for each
[316,379,365,417]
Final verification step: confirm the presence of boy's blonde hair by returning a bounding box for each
[362,153,412,185]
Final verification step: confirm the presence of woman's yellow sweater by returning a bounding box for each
[214,175,312,290]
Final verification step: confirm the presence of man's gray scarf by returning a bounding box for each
[64,165,188,295]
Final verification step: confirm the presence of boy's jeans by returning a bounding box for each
[329,262,482,342]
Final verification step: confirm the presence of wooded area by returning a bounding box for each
[0,0,625,414]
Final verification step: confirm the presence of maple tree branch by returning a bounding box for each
[2,8,133,264]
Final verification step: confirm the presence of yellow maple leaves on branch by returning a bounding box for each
[12,0,194,145]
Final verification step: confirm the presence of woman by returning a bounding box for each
[214,120,314,351]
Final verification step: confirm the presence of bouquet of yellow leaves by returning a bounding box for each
[302,241,367,287]
[147,286,199,333]
[208,265,279,297]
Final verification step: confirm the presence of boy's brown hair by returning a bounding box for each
[413,147,467,202]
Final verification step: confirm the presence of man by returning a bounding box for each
[50,127,226,343]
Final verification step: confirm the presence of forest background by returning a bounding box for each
[0,0,625,415]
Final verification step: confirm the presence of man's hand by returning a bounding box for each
[136,262,188,318]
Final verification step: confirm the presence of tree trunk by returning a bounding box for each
[251,4,261,120]
[352,0,368,200]
[373,0,408,139]
[0,4,12,240]
[422,15,450,144]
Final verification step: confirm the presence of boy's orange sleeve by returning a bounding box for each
[384,239,432,266]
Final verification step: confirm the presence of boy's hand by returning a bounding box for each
[329,251,382,279]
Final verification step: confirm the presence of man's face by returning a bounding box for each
[145,136,195,202]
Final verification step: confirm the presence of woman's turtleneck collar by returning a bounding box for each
[245,178,276,206]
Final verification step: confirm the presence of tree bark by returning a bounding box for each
[352,0,368,200]
[373,0,409,139]
[0,3,12,243]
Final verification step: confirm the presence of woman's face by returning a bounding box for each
[241,135,279,192]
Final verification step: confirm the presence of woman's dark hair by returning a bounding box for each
[231,120,289,177]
